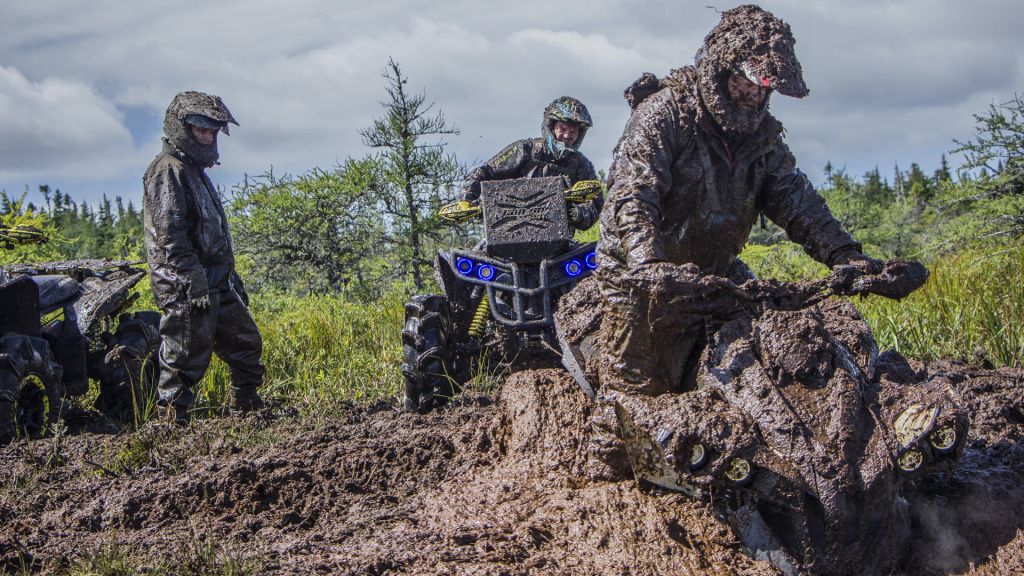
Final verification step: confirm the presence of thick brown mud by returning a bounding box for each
[0,361,1022,575]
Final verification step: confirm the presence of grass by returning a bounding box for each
[192,290,406,416]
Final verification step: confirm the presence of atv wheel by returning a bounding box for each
[0,334,63,443]
[401,294,459,413]
[94,311,160,418]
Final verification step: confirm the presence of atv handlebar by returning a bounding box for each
[659,259,929,317]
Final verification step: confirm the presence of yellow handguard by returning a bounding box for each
[564,179,602,204]
[438,200,483,224]
[0,225,47,249]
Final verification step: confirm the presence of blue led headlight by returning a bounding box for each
[476,264,496,281]
[456,257,474,275]
[585,252,598,270]
[565,259,583,278]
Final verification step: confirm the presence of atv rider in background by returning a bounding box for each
[143,91,264,424]
[589,5,882,475]
[460,96,603,232]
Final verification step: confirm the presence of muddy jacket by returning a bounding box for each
[462,137,603,231]
[143,140,235,308]
[598,68,859,278]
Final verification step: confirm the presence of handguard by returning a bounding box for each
[564,179,602,204]
[0,225,47,250]
[438,200,482,224]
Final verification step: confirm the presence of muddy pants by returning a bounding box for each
[597,278,707,396]
[157,284,264,409]
[596,259,755,395]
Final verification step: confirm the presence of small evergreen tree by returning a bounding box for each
[359,59,464,290]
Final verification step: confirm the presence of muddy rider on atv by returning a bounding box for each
[456,96,603,232]
[587,5,890,475]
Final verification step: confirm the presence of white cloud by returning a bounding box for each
[0,65,137,179]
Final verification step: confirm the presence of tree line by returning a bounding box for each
[3,63,1022,297]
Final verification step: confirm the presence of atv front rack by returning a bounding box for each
[440,241,597,330]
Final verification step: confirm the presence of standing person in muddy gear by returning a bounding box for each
[143,91,265,424]
[460,96,604,232]
[590,5,881,471]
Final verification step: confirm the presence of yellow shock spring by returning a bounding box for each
[468,294,490,338]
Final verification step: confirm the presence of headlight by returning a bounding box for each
[476,264,496,281]
[456,257,474,275]
[585,252,598,270]
[564,259,583,278]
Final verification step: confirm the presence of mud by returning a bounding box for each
[0,362,1022,574]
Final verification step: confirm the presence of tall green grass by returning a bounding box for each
[856,247,1023,366]
[195,291,405,413]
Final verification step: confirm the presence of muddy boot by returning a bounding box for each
[160,403,189,426]
[586,397,632,482]
[228,387,265,415]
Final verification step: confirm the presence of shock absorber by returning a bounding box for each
[468,294,490,338]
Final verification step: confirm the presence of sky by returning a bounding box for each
[0,0,1021,206]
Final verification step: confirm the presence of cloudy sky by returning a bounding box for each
[1,0,1021,206]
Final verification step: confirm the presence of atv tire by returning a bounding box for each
[94,311,160,418]
[402,294,459,413]
[0,334,63,443]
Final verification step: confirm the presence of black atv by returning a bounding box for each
[1,229,160,441]
[402,176,600,413]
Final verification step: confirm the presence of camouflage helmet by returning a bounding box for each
[163,91,239,167]
[694,4,808,135]
[541,96,592,160]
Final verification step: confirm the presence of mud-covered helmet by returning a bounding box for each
[541,96,592,160]
[163,91,239,167]
[695,4,808,136]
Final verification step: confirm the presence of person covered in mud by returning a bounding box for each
[143,91,265,424]
[460,96,603,231]
[589,5,882,473]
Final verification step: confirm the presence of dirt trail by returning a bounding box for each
[1,362,1023,574]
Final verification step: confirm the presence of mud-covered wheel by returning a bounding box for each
[402,294,459,413]
[0,334,63,443]
[94,311,160,418]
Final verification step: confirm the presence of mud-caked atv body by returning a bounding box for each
[0,259,160,441]
[555,262,969,575]
[403,176,598,412]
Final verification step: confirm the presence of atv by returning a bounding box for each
[555,260,969,575]
[402,176,600,413]
[1,227,160,441]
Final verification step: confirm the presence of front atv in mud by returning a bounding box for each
[556,260,969,575]
[403,176,599,413]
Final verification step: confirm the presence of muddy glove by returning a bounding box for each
[829,249,884,296]
[831,259,929,300]
[190,294,211,314]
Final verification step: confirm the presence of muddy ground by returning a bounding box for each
[1,362,1023,575]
